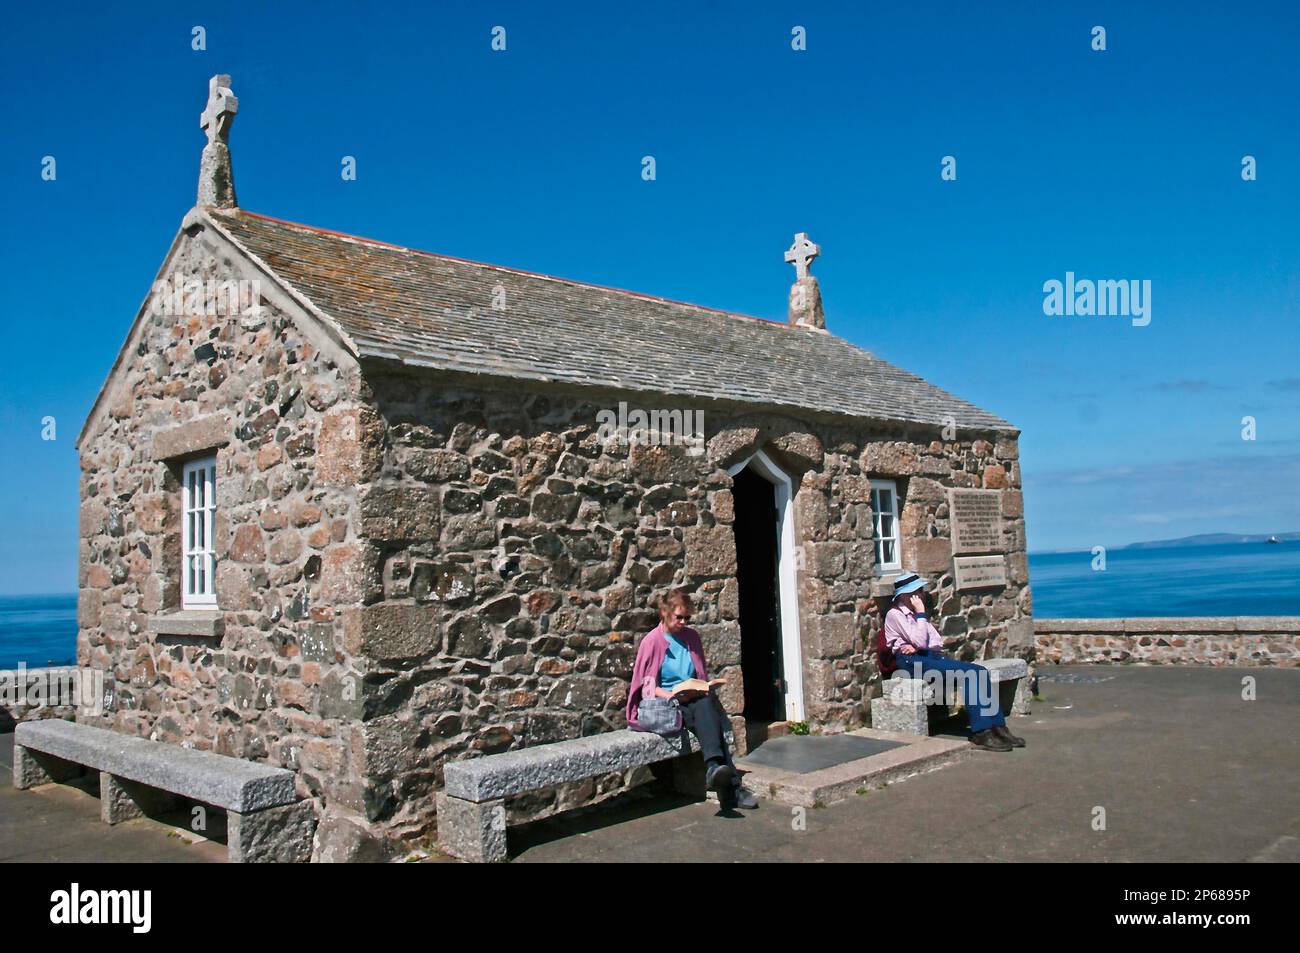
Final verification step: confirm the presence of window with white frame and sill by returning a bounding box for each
[869,479,902,573]
[181,456,217,609]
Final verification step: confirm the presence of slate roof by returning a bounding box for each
[206,209,1015,432]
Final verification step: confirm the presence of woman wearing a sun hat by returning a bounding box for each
[882,571,1025,752]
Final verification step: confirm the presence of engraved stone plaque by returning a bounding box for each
[950,489,1003,555]
[953,554,1008,590]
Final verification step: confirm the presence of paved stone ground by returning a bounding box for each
[509,665,1300,862]
[1,666,1295,862]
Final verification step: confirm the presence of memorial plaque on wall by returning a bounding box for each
[953,554,1008,589]
[949,489,1003,555]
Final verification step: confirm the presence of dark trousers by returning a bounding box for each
[894,649,1007,734]
[678,693,731,766]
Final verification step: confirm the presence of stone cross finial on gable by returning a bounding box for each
[197,75,238,208]
[785,231,825,330]
[784,232,820,281]
[200,75,238,145]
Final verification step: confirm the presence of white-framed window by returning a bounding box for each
[870,479,902,573]
[182,456,217,609]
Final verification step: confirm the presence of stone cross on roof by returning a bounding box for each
[784,231,825,330]
[784,232,820,281]
[197,75,238,209]
[200,75,238,145]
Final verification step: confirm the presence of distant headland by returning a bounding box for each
[1030,532,1298,556]
[1121,532,1298,550]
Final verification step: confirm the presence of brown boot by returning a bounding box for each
[970,729,1012,752]
[993,724,1025,748]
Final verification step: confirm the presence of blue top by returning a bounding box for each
[657,630,697,692]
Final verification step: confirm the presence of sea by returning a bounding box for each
[1027,541,1299,617]
[0,542,1295,667]
[0,593,79,669]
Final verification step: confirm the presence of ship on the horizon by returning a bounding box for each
[1267,536,1280,544]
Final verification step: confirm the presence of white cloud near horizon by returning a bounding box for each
[1023,452,1300,551]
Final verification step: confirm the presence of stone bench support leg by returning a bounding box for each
[436,792,506,863]
[100,773,180,825]
[1011,676,1032,716]
[870,679,932,736]
[228,802,316,863]
[13,745,82,789]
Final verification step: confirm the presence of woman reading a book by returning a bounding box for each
[626,588,758,810]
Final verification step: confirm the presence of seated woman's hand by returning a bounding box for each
[897,644,916,655]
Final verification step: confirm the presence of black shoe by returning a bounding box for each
[705,762,735,793]
[718,785,738,811]
[993,724,1025,748]
[969,729,1012,752]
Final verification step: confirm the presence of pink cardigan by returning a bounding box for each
[625,623,710,731]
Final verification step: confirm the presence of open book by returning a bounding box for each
[671,678,726,696]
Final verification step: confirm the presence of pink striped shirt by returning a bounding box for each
[883,605,945,653]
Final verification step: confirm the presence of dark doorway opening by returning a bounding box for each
[731,466,783,725]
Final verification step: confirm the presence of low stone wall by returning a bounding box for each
[1035,618,1300,667]
[0,667,84,731]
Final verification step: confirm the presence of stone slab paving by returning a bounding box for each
[738,734,904,774]
[762,733,972,808]
[733,728,970,809]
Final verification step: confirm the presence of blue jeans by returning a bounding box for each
[893,650,1006,734]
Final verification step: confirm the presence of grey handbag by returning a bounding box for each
[637,695,683,735]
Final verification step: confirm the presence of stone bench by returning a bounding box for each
[438,726,734,862]
[870,658,1031,736]
[14,720,315,863]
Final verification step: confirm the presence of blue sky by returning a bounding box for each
[1,1,1297,594]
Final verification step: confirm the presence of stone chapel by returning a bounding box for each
[73,76,1034,857]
